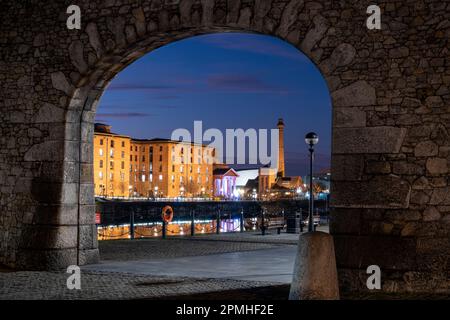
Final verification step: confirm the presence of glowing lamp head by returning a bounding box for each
[305,132,319,147]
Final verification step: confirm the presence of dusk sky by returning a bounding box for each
[96,33,332,176]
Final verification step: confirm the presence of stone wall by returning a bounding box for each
[0,0,448,293]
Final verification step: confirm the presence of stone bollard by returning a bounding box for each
[289,231,339,300]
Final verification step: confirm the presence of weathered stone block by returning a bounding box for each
[333,235,417,270]
[414,141,439,157]
[331,155,364,181]
[20,225,77,250]
[333,107,366,128]
[332,81,376,107]
[16,248,78,271]
[333,127,406,154]
[426,158,448,175]
[392,161,424,175]
[331,175,411,208]
[430,188,450,205]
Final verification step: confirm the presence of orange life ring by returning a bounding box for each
[162,205,174,223]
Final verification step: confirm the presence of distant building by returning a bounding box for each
[94,124,214,198]
[93,124,131,198]
[213,165,239,199]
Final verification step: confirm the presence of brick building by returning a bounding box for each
[94,124,214,198]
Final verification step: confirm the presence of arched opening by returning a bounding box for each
[80,32,332,285]
[0,1,447,297]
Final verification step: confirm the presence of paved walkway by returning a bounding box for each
[84,245,297,283]
[0,231,317,300]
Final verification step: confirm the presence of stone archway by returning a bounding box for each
[0,1,448,294]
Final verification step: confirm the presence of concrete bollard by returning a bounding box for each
[289,231,340,300]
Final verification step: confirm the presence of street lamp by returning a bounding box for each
[305,132,319,232]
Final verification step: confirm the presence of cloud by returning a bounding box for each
[207,74,289,94]
[107,84,175,92]
[197,34,307,61]
[95,112,155,119]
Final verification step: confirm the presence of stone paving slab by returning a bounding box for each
[99,237,287,261]
[190,227,329,245]
[84,245,297,284]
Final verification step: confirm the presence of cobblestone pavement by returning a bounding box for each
[1,233,300,300]
[99,228,329,261]
[0,271,279,300]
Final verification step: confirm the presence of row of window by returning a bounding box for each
[97,148,126,158]
[98,139,126,148]
[98,139,212,156]
[98,171,126,181]
[133,173,210,184]
[97,171,211,184]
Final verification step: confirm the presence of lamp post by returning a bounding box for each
[305,132,319,232]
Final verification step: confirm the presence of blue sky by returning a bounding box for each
[96,33,332,176]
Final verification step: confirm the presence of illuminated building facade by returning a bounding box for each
[93,124,215,198]
[213,165,239,199]
[130,138,215,198]
[93,124,131,197]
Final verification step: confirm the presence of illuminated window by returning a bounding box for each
[141,175,146,182]
[99,149,103,156]
[180,165,183,173]
[110,149,114,157]
[171,175,175,182]
[149,174,153,182]
[109,172,113,180]
[159,174,163,181]
[197,167,200,174]
[99,171,103,180]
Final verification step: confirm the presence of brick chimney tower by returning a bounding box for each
[277,118,285,177]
